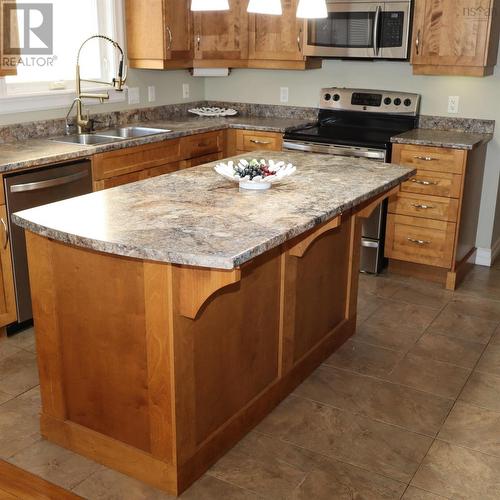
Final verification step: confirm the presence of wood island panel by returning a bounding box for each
[24,188,394,496]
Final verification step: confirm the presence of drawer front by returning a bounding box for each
[396,144,466,174]
[93,139,182,180]
[237,131,283,152]
[181,131,223,159]
[94,170,144,191]
[401,170,462,198]
[389,192,459,222]
[187,152,223,168]
[386,214,456,268]
[144,161,181,179]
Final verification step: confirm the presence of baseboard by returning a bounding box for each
[475,237,500,267]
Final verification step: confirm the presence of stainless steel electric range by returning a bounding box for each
[284,87,420,274]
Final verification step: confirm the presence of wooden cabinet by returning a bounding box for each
[0,205,17,329]
[386,142,488,290]
[193,0,248,66]
[226,129,284,156]
[92,131,224,191]
[411,0,500,76]
[125,0,193,69]
[248,0,321,70]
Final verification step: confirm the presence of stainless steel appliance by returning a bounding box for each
[284,87,420,273]
[303,0,412,60]
[4,160,93,324]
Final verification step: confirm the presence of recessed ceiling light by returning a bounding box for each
[297,0,328,19]
[247,0,282,15]
[191,0,230,11]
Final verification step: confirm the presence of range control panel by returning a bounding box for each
[320,88,421,116]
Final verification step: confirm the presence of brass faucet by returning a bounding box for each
[68,35,127,134]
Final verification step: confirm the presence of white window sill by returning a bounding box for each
[0,86,128,115]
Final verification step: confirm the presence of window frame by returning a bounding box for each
[0,0,127,115]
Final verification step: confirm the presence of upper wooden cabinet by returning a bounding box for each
[248,0,321,69]
[411,0,500,76]
[193,0,249,66]
[125,0,193,69]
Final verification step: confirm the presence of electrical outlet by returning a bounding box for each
[448,96,460,114]
[128,87,140,105]
[148,86,156,103]
[280,87,289,103]
[183,83,190,99]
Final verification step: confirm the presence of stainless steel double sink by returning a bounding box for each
[50,127,172,145]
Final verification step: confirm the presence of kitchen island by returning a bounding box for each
[13,151,414,495]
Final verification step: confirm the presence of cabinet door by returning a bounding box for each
[248,0,304,61]
[164,0,194,61]
[412,0,495,69]
[0,206,17,327]
[193,0,248,61]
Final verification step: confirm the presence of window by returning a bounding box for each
[0,0,126,113]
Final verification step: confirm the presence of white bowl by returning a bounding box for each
[214,159,296,191]
[188,107,238,117]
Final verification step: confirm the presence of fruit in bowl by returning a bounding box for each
[214,159,296,191]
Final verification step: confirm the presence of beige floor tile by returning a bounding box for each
[386,353,471,399]
[460,371,500,411]
[439,401,500,457]
[361,300,440,336]
[6,327,37,353]
[402,486,450,499]
[427,308,498,344]
[491,325,500,344]
[0,340,23,360]
[0,389,13,405]
[0,348,39,396]
[476,343,500,376]
[358,274,401,299]
[354,322,423,352]
[408,333,485,369]
[255,395,432,483]
[456,267,500,301]
[9,439,101,490]
[387,281,453,309]
[412,440,500,499]
[294,365,453,436]
[324,340,404,378]
[357,292,386,324]
[74,467,259,499]
[443,296,500,323]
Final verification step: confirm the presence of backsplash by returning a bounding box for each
[0,101,495,144]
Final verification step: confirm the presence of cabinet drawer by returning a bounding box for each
[396,145,466,174]
[186,152,223,168]
[180,131,223,159]
[236,131,283,152]
[388,192,459,222]
[401,170,462,199]
[386,214,456,268]
[94,170,144,191]
[93,139,182,180]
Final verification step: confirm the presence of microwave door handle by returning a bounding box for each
[373,5,382,56]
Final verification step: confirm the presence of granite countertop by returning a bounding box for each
[0,116,315,174]
[13,151,414,269]
[391,129,493,150]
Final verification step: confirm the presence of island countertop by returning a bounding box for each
[13,151,415,269]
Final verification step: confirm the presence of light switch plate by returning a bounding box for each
[148,86,156,103]
[128,87,140,105]
[183,83,190,99]
[280,87,289,103]
[448,96,459,114]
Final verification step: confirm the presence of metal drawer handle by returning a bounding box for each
[196,34,201,52]
[412,203,435,210]
[297,28,302,52]
[10,171,89,193]
[1,218,9,250]
[250,139,272,145]
[414,156,438,161]
[415,29,421,55]
[166,26,173,50]
[410,178,438,186]
[407,237,431,246]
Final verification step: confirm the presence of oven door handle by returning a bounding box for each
[373,5,382,57]
[9,171,89,193]
[283,141,386,161]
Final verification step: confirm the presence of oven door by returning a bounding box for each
[303,1,411,60]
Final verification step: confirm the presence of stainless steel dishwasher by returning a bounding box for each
[5,160,93,324]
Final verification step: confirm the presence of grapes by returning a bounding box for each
[233,159,273,180]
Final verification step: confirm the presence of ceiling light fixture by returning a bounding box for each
[296,0,328,19]
[191,0,230,11]
[247,0,282,15]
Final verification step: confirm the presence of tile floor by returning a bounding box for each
[1,259,500,499]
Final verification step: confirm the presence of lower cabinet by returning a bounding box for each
[386,143,487,290]
[226,129,284,156]
[0,205,17,330]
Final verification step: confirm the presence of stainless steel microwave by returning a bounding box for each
[303,0,412,60]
